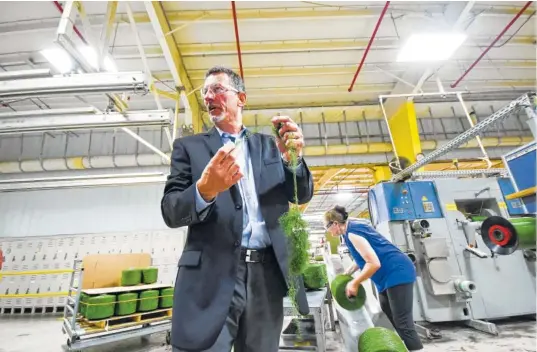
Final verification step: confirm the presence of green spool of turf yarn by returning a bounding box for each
[303,264,328,290]
[138,290,159,312]
[314,255,324,262]
[159,287,174,308]
[142,267,159,284]
[326,235,340,254]
[358,327,407,352]
[85,294,116,320]
[79,293,88,316]
[115,292,138,316]
[330,274,366,311]
[121,268,142,286]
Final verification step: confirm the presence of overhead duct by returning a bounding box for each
[0,136,532,175]
[0,172,167,192]
[0,110,172,135]
[0,71,147,99]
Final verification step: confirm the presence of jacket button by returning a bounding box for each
[234,240,240,247]
[235,204,242,210]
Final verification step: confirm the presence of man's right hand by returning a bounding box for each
[197,143,243,202]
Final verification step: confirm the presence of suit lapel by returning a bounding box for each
[204,126,223,157]
[246,131,262,191]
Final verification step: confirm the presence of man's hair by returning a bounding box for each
[205,65,245,93]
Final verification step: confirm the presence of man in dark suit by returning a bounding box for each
[161,66,314,352]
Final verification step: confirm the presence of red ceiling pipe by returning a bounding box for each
[348,1,390,93]
[52,1,88,45]
[450,1,533,88]
[231,1,244,80]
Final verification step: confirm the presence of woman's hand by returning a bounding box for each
[345,280,359,298]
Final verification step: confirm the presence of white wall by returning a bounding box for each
[0,182,170,237]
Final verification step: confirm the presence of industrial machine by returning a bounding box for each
[367,175,536,335]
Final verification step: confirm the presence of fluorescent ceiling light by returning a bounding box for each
[0,110,172,135]
[335,192,354,201]
[397,33,467,62]
[79,46,118,72]
[41,48,73,74]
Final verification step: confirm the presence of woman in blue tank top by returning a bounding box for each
[324,205,423,352]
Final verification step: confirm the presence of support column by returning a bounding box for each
[388,101,422,164]
[374,165,391,183]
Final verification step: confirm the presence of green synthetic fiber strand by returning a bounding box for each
[303,263,328,290]
[330,275,366,311]
[273,122,310,320]
[358,327,407,352]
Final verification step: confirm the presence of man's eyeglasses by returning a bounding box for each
[201,83,239,97]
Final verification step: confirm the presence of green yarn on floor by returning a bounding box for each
[121,268,142,286]
[159,287,174,308]
[330,274,366,311]
[303,264,327,290]
[138,290,159,312]
[115,292,138,316]
[85,294,116,320]
[142,267,159,284]
[358,327,407,352]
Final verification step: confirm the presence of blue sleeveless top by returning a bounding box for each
[342,220,416,293]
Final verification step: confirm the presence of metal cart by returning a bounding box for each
[61,260,172,351]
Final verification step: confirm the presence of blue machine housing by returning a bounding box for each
[497,178,527,216]
[369,181,443,224]
[501,141,536,214]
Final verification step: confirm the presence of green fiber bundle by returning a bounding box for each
[79,293,88,316]
[138,290,159,312]
[115,292,138,316]
[358,327,407,352]
[159,287,174,309]
[330,274,366,311]
[85,294,116,320]
[121,268,142,286]
[303,264,328,290]
[326,235,340,254]
[142,267,159,284]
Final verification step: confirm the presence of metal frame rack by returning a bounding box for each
[61,259,171,351]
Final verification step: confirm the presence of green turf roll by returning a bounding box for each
[330,274,366,311]
[142,267,159,284]
[85,294,116,320]
[358,327,407,352]
[303,264,328,290]
[115,292,138,316]
[121,268,142,286]
[326,235,340,254]
[138,290,159,312]
[510,217,536,249]
[314,255,324,262]
[79,293,88,316]
[159,287,174,308]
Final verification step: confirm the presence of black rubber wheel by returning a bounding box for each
[166,331,171,345]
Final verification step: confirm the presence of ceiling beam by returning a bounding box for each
[144,1,203,133]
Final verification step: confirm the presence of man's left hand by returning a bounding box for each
[271,116,304,162]
[345,280,359,298]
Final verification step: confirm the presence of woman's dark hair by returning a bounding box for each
[324,205,349,224]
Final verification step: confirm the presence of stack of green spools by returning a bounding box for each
[358,327,407,352]
[79,266,175,320]
[330,274,366,311]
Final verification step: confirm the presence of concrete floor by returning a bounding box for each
[0,315,535,352]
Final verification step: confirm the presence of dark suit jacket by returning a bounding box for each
[161,127,314,351]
